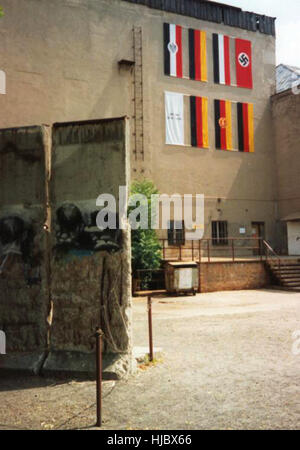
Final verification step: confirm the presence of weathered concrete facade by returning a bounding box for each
[272,90,300,219]
[0,118,133,378]
[0,0,278,248]
[271,89,300,254]
[0,127,48,358]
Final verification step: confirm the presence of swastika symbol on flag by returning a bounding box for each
[168,42,178,54]
[238,52,250,68]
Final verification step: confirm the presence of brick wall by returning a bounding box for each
[199,261,271,293]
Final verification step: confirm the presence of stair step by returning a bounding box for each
[272,269,300,273]
[273,272,300,277]
[271,264,300,269]
[281,280,300,285]
[268,259,300,289]
[276,271,300,276]
[279,276,300,281]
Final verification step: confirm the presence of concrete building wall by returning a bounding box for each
[271,89,300,253]
[0,0,278,245]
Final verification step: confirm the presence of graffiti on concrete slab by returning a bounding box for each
[54,202,122,256]
[0,214,41,285]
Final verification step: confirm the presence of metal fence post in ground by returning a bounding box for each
[147,296,154,362]
[95,327,104,427]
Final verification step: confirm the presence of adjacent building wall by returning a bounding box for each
[271,89,300,253]
[272,90,300,219]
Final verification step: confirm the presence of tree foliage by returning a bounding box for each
[130,179,162,274]
[0,7,4,18]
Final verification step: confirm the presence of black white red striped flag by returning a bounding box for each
[164,23,183,78]
[213,33,231,86]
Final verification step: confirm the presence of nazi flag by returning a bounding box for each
[235,38,253,89]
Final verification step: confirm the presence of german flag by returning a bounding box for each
[214,99,233,151]
[237,102,254,152]
[189,29,207,82]
[190,96,209,148]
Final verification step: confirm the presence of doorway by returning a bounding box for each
[251,222,265,256]
[287,221,300,255]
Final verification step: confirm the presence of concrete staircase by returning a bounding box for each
[267,259,300,291]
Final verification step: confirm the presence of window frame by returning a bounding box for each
[212,220,228,246]
[167,220,185,246]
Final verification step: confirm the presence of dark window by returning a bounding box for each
[212,221,228,246]
[168,221,185,246]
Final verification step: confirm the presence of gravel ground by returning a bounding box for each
[0,289,299,430]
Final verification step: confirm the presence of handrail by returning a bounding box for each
[262,240,281,279]
[262,240,280,258]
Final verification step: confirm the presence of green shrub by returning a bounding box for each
[129,180,162,277]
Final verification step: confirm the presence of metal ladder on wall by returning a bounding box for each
[132,26,145,167]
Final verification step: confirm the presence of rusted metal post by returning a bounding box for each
[198,261,201,293]
[231,239,235,262]
[95,328,104,427]
[199,239,202,263]
[147,296,154,362]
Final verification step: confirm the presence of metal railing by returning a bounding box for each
[160,237,265,263]
[132,239,283,295]
[134,268,165,292]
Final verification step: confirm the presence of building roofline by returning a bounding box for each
[122,0,276,36]
[277,63,300,73]
[271,88,298,100]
